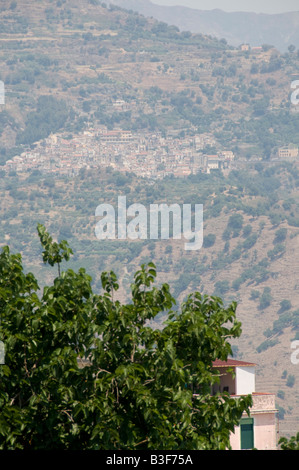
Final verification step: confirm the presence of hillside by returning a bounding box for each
[0,0,298,440]
[1,0,299,164]
[108,0,299,52]
[1,161,298,438]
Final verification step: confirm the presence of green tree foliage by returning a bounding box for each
[259,287,272,310]
[279,299,292,313]
[37,223,73,276]
[274,228,287,244]
[267,243,286,260]
[279,432,299,450]
[15,96,69,146]
[0,226,252,450]
[226,213,244,237]
[286,374,295,388]
[203,233,216,248]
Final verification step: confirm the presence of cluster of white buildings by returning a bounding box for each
[3,126,235,179]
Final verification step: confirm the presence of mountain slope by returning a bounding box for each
[0,0,298,440]
[2,0,299,165]
[1,159,299,439]
[108,0,299,52]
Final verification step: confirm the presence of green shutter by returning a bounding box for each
[240,418,254,449]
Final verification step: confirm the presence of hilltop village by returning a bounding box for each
[3,125,235,179]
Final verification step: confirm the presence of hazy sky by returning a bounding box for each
[151,0,299,14]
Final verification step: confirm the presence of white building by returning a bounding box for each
[212,359,278,450]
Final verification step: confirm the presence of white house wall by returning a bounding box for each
[236,366,255,395]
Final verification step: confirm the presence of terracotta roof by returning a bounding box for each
[213,359,256,368]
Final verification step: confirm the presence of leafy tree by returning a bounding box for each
[286,374,295,388]
[250,290,260,300]
[279,299,292,313]
[37,223,73,276]
[242,233,258,250]
[15,96,69,146]
[259,287,272,310]
[0,225,252,450]
[242,224,252,238]
[214,280,230,297]
[281,370,287,379]
[277,390,285,400]
[288,45,296,54]
[277,406,286,421]
[267,243,285,260]
[279,432,299,450]
[203,233,216,248]
[274,228,287,244]
[227,213,243,231]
